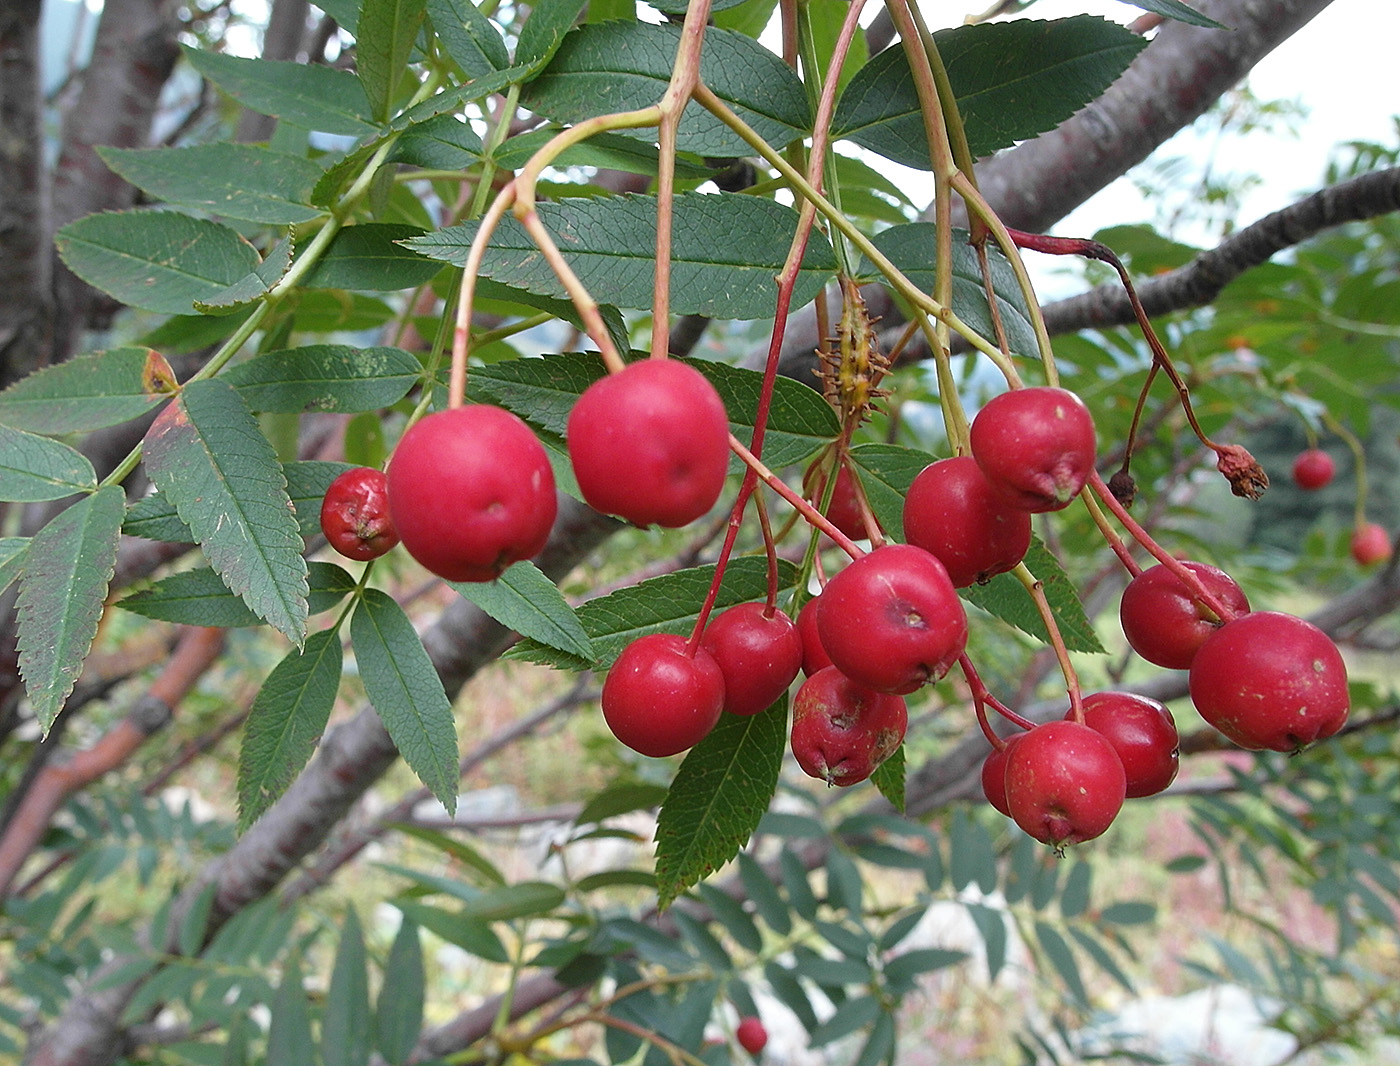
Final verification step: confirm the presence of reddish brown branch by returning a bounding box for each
[0,627,224,901]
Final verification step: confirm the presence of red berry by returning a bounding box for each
[1291,448,1335,490]
[701,602,803,716]
[567,359,730,528]
[816,544,967,695]
[602,633,725,757]
[320,467,399,561]
[1118,561,1250,670]
[1188,611,1349,752]
[388,406,556,582]
[1004,720,1126,849]
[802,456,872,540]
[736,1016,768,1056]
[980,733,1023,817]
[1351,522,1392,566]
[796,595,832,677]
[790,666,907,787]
[969,386,1096,512]
[1069,691,1179,798]
[902,456,1032,587]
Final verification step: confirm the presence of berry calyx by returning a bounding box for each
[701,602,803,716]
[601,633,725,758]
[1351,522,1392,566]
[1004,720,1126,850]
[796,596,832,677]
[816,544,967,695]
[1118,560,1250,670]
[567,358,731,528]
[790,666,907,786]
[1291,448,1335,490]
[1188,611,1349,752]
[969,386,1097,512]
[1070,691,1179,798]
[902,456,1032,587]
[388,406,556,583]
[736,1016,767,1056]
[320,466,399,561]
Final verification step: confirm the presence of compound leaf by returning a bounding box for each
[142,379,309,645]
[302,224,443,291]
[523,21,809,156]
[184,46,377,136]
[56,210,261,316]
[238,630,344,829]
[655,699,787,909]
[98,145,325,225]
[961,538,1104,653]
[0,424,97,503]
[405,193,837,320]
[426,0,510,77]
[358,0,428,122]
[833,16,1146,167]
[120,561,356,628]
[451,561,593,661]
[351,589,458,815]
[0,347,177,435]
[15,487,125,734]
[508,556,796,670]
[224,344,421,414]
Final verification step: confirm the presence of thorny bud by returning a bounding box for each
[1108,469,1138,508]
[1215,444,1269,500]
[817,278,889,427]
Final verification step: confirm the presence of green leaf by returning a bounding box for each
[238,630,345,828]
[15,487,124,735]
[1034,921,1087,1006]
[389,899,509,962]
[125,459,353,544]
[142,380,309,644]
[0,424,97,503]
[426,0,510,77]
[1101,901,1156,925]
[183,46,377,136]
[376,919,424,1066]
[324,909,372,1066]
[809,995,880,1048]
[522,21,809,156]
[509,555,797,670]
[1123,0,1224,28]
[119,561,355,628]
[965,902,1008,979]
[405,193,837,320]
[302,223,443,291]
[860,223,1039,359]
[514,0,587,74]
[694,882,762,951]
[391,823,506,885]
[0,347,177,435]
[267,955,315,1066]
[224,344,421,413]
[351,589,459,814]
[832,16,1147,167]
[1067,925,1136,995]
[575,781,670,825]
[55,210,261,316]
[0,538,28,597]
[388,112,484,169]
[1059,860,1092,919]
[870,744,905,814]
[960,537,1105,653]
[655,701,786,909]
[884,947,967,987]
[846,442,933,543]
[456,881,566,921]
[491,127,713,180]
[450,561,593,661]
[357,0,427,121]
[738,850,792,934]
[97,145,325,225]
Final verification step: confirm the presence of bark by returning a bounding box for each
[48,0,183,363]
[0,0,52,387]
[756,0,1340,381]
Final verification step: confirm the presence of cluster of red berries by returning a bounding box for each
[319,370,1354,854]
[1290,447,1392,566]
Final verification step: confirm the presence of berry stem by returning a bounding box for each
[1010,562,1084,723]
[1322,411,1370,528]
[960,654,1034,744]
[1086,468,1242,623]
[450,182,519,409]
[728,435,865,560]
[1080,487,1142,577]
